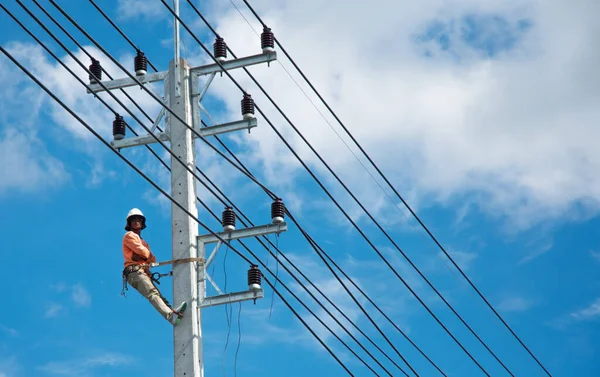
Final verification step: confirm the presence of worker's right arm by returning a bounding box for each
[123,232,151,260]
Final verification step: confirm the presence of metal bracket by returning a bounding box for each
[190,51,277,77]
[86,70,169,93]
[198,222,287,244]
[200,289,264,308]
[110,131,170,150]
[193,118,257,138]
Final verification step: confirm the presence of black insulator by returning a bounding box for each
[89,58,102,83]
[134,50,147,76]
[271,198,285,224]
[248,264,261,290]
[241,93,255,119]
[214,36,227,62]
[113,114,126,140]
[261,26,275,52]
[222,206,236,231]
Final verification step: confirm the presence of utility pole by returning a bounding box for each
[86,2,286,376]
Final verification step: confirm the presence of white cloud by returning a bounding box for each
[0,40,167,191]
[200,0,600,231]
[0,128,69,196]
[116,0,166,20]
[71,284,92,308]
[550,297,600,330]
[0,356,20,377]
[5,0,599,234]
[0,325,18,337]
[38,352,130,376]
[569,298,600,322]
[44,303,63,318]
[434,250,478,272]
[497,296,534,313]
[49,283,68,293]
[518,239,553,265]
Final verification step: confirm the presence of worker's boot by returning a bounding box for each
[170,301,187,326]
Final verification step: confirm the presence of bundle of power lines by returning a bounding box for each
[0,1,553,377]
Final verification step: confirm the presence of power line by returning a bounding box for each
[15,2,492,375]
[1,2,248,265]
[238,1,553,375]
[86,0,159,73]
[4,5,397,375]
[24,0,221,217]
[82,0,493,373]
[72,4,419,374]
[78,4,417,374]
[224,0,405,226]
[45,4,416,374]
[45,0,279,201]
[85,0,265,200]
[286,211,448,376]
[170,2,501,375]
[262,274,355,377]
[158,3,462,375]
[46,1,488,375]
[0,26,356,377]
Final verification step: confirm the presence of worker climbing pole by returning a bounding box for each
[84,1,286,376]
[121,208,188,326]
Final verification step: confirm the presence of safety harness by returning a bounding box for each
[121,257,205,297]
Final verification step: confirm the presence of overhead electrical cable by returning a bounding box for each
[90,0,439,375]
[238,1,553,375]
[35,3,416,374]
[26,4,411,375]
[5,5,392,375]
[2,2,251,264]
[0,25,355,377]
[75,0,493,374]
[26,0,223,218]
[80,7,423,371]
[46,0,284,200]
[161,2,505,375]
[43,1,496,375]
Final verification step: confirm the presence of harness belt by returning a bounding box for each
[120,258,205,297]
[121,265,141,297]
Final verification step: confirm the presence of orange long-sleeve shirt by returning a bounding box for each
[122,231,156,268]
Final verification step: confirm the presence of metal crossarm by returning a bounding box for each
[190,51,276,76]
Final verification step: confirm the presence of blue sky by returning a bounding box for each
[1,0,600,376]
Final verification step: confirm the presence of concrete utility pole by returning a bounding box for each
[86,2,286,376]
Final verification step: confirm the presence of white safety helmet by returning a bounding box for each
[125,208,146,230]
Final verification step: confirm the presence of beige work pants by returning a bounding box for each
[127,268,173,321]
